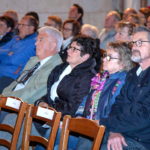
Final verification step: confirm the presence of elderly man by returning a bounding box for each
[0,26,63,150]
[100,26,150,150]
[2,26,63,104]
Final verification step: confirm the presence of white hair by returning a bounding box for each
[81,24,99,39]
[38,26,63,52]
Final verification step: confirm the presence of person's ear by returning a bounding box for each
[6,27,11,33]
[77,13,81,20]
[82,53,90,61]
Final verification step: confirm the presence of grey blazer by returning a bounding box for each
[2,54,62,104]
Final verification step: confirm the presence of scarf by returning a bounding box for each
[87,71,109,120]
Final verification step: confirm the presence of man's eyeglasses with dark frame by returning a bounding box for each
[131,40,150,47]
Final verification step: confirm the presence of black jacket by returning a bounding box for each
[0,32,14,47]
[37,58,96,118]
[101,66,150,149]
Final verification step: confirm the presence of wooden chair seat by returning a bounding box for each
[22,105,61,150]
[59,115,105,150]
[0,96,28,150]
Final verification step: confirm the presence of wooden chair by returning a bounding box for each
[22,105,61,150]
[0,96,28,150]
[59,115,105,150]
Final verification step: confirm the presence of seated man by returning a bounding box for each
[2,26,63,104]
[0,15,38,92]
[100,26,150,150]
[44,15,62,31]
[0,26,63,150]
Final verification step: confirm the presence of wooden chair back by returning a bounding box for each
[0,96,28,150]
[59,115,105,150]
[22,105,61,150]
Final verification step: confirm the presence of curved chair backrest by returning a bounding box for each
[22,105,61,150]
[59,115,105,150]
[0,96,28,150]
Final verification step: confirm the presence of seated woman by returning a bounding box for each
[74,41,134,150]
[34,35,97,137]
[59,19,81,62]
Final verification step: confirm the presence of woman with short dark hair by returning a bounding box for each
[59,19,80,62]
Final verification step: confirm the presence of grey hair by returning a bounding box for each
[81,24,99,39]
[133,26,150,41]
[108,41,134,71]
[38,26,63,52]
[107,10,121,21]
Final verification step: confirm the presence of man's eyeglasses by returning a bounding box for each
[103,53,119,61]
[131,40,150,47]
[67,45,82,52]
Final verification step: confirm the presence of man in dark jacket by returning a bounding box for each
[100,26,150,150]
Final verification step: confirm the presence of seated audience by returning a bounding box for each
[100,26,150,150]
[146,16,150,29]
[44,15,62,31]
[115,21,136,42]
[59,19,80,62]
[3,9,19,34]
[2,26,63,103]
[126,14,141,26]
[139,7,150,21]
[123,8,137,21]
[0,15,38,92]
[99,10,121,50]
[25,11,40,27]
[0,16,15,46]
[80,24,101,72]
[68,3,84,25]
[81,24,99,39]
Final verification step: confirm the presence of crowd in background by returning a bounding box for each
[0,3,150,150]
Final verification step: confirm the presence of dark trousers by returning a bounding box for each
[0,76,14,93]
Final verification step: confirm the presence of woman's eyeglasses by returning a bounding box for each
[67,45,82,52]
[103,53,119,61]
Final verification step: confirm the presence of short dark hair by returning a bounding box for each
[25,11,39,23]
[71,35,97,58]
[0,16,15,31]
[134,26,150,40]
[63,19,81,36]
[73,4,84,23]
[24,16,38,32]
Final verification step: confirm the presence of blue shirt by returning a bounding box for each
[0,33,37,79]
